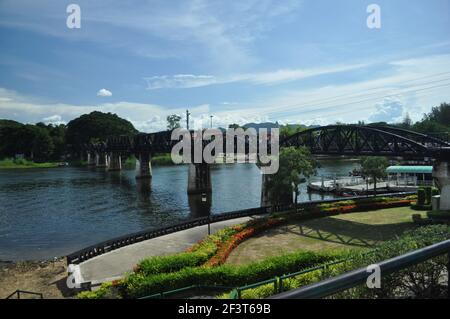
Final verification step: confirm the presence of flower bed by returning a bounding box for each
[205,218,284,267]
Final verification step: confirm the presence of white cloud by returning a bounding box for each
[97,89,112,97]
[144,63,368,89]
[144,75,218,90]
[368,97,405,123]
[42,114,66,125]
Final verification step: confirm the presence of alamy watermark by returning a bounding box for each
[66,4,81,29]
[367,4,381,29]
[366,264,381,289]
[170,128,280,175]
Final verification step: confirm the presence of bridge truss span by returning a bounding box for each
[280,125,448,158]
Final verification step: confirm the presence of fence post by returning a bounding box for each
[274,277,279,293]
[447,251,450,299]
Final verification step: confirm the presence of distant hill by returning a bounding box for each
[243,122,280,130]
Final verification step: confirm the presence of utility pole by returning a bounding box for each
[186,109,191,130]
[210,115,213,128]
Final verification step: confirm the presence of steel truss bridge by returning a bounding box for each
[83,125,450,160]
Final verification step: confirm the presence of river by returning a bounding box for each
[0,159,359,261]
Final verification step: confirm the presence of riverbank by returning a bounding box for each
[0,158,59,169]
[0,258,71,299]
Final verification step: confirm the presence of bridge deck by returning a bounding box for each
[76,215,264,285]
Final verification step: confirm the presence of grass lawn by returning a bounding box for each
[0,158,59,169]
[226,206,426,265]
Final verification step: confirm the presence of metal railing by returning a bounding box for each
[270,239,450,299]
[66,192,415,265]
[5,290,43,299]
[139,285,234,299]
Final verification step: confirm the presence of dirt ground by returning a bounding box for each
[0,258,75,299]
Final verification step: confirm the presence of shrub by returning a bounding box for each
[424,187,432,205]
[427,211,450,221]
[417,188,426,206]
[332,224,450,299]
[77,282,122,299]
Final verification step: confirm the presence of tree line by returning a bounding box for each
[0,111,137,162]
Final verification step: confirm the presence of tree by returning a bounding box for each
[401,113,412,128]
[166,114,182,130]
[30,126,54,161]
[66,111,137,147]
[266,147,317,205]
[412,103,450,134]
[423,103,450,128]
[279,124,306,141]
[360,156,389,194]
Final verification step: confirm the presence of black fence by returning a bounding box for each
[270,239,450,299]
[5,290,43,299]
[66,192,415,265]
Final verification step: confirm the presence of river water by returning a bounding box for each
[0,159,359,261]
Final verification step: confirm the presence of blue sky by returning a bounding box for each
[0,0,449,132]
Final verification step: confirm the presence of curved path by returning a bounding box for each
[76,216,263,286]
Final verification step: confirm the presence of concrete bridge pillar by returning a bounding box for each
[187,163,211,195]
[260,173,291,207]
[135,153,152,179]
[260,173,272,207]
[108,152,122,171]
[87,152,96,166]
[432,161,450,211]
[95,152,108,168]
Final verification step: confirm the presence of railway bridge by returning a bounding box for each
[81,125,450,210]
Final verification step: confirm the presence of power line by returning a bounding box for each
[296,83,450,121]
[264,71,450,116]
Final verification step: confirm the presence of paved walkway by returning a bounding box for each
[77,216,261,285]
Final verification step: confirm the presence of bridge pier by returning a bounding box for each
[260,173,272,207]
[188,193,212,218]
[260,173,292,207]
[95,152,108,168]
[187,163,211,195]
[135,153,152,179]
[108,152,122,171]
[433,161,450,211]
[87,151,96,166]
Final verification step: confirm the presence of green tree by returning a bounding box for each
[66,111,137,148]
[423,103,450,128]
[360,156,389,193]
[30,126,54,161]
[279,124,306,141]
[400,113,412,129]
[166,114,182,130]
[266,147,317,205]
